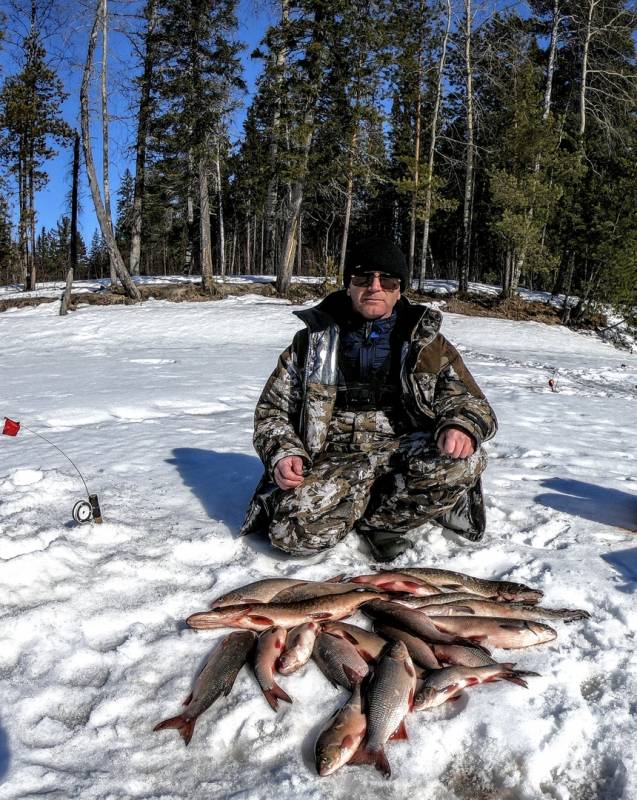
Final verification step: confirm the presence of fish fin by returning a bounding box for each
[358,648,375,663]
[153,714,196,745]
[262,683,293,711]
[349,744,391,778]
[389,719,409,741]
[343,664,365,687]
[247,614,275,626]
[310,612,334,620]
[182,692,193,707]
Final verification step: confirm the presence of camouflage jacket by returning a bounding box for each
[240,290,497,535]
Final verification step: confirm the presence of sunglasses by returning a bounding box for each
[350,272,401,291]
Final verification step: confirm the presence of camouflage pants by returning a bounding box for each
[268,429,487,555]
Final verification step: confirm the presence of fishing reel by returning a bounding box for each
[72,494,102,525]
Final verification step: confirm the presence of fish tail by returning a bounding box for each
[153,714,196,745]
[263,682,293,711]
[502,669,540,688]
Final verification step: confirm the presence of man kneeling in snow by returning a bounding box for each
[240,238,497,561]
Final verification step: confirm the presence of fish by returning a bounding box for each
[428,616,557,649]
[312,631,370,689]
[153,630,256,744]
[320,622,388,662]
[350,640,417,778]
[413,663,540,710]
[372,623,441,670]
[315,680,367,776]
[394,591,503,609]
[187,591,391,631]
[394,568,543,603]
[253,627,292,711]
[277,622,321,675]
[430,643,497,667]
[271,581,380,602]
[346,572,441,596]
[210,578,309,608]
[422,599,591,623]
[360,599,492,652]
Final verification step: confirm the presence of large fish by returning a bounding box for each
[350,640,417,778]
[372,623,440,670]
[361,600,492,652]
[187,591,391,631]
[395,591,504,609]
[315,681,367,777]
[413,663,539,710]
[395,568,543,603]
[429,616,557,649]
[253,627,292,711]
[210,578,309,608]
[423,599,590,623]
[271,581,380,602]
[277,622,321,675]
[153,630,256,744]
[346,572,441,596]
[320,622,388,662]
[313,631,370,689]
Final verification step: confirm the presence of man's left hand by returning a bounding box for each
[437,427,475,459]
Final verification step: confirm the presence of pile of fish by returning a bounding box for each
[154,567,590,778]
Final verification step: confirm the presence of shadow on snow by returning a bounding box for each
[167,448,262,533]
[535,477,637,532]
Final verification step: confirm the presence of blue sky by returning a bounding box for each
[0,0,274,243]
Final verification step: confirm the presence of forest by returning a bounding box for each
[0,0,636,318]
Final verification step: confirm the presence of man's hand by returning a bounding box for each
[437,427,475,459]
[274,455,305,490]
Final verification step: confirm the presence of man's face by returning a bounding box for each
[347,272,401,320]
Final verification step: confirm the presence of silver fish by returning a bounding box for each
[351,640,416,778]
[277,622,321,675]
[321,622,388,662]
[431,643,497,667]
[315,683,367,776]
[253,627,292,711]
[395,568,543,603]
[153,630,256,744]
[424,599,590,623]
[372,623,440,670]
[188,591,391,631]
[313,631,370,689]
[346,572,441,596]
[395,591,502,609]
[429,616,557,649]
[210,578,308,608]
[361,600,492,652]
[271,581,379,602]
[413,663,539,710]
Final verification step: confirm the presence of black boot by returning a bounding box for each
[358,528,411,562]
[435,478,486,542]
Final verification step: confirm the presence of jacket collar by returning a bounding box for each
[293,289,442,344]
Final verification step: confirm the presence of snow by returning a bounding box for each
[0,291,636,799]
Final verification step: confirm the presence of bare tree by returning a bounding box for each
[81,1,140,300]
[459,0,475,296]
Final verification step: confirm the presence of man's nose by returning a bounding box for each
[368,275,383,290]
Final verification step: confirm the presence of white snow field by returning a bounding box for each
[0,293,636,800]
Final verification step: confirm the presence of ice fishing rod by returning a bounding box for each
[2,416,102,524]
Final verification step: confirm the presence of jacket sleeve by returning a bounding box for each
[253,330,311,477]
[432,337,498,447]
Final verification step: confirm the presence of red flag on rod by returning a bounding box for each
[2,418,20,436]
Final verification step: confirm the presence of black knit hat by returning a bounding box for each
[344,237,408,290]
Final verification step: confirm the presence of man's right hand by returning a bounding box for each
[274,455,305,490]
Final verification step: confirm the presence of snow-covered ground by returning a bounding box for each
[0,293,636,799]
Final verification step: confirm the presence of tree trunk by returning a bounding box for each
[579,0,596,139]
[61,132,80,316]
[215,140,225,276]
[129,0,159,278]
[264,0,289,275]
[543,0,561,122]
[100,0,117,289]
[459,0,474,296]
[81,2,140,301]
[276,5,327,295]
[199,156,215,292]
[184,150,195,275]
[408,22,425,288]
[419,0,451,291]
[338,126,357,281]
[28,156,36,290]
